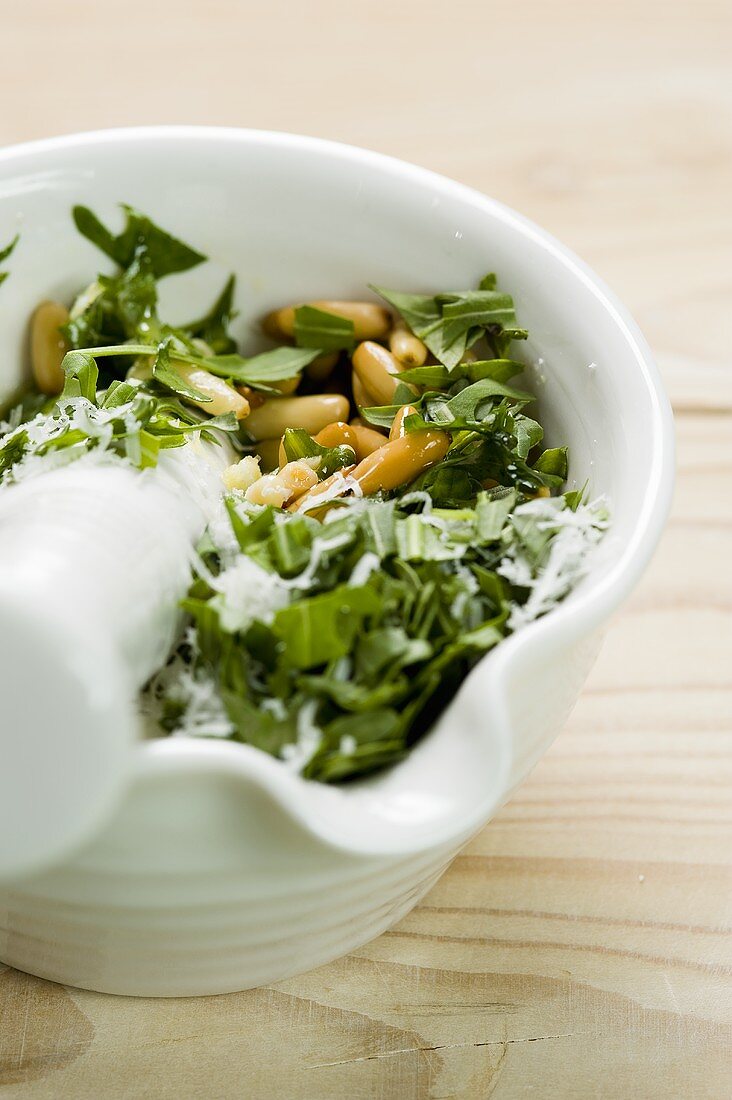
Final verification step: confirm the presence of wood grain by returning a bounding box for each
[0,1,730,1096]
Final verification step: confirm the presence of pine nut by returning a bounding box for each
[243,394,350,441]
[352,430,450,494]
[31,301,70,395]
[316,421,358,451]
[288,466,357,514]
[271,376,301,395]
[389,404,419,441]
[262,306,296,341]
[352,341,404,406]
[222,455,262,492]
[351,371,375,411]
[174,362,250,419]
[263,301,390,341]
[350,423,388,459]
[245,459,319,508]
[312,301,391,340]
[389,324,427,367]
[236,385,266,409]
[277,420,357,468]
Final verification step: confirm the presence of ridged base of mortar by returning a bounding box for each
[0,846,456,996]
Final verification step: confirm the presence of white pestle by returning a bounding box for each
[0,438,228,878]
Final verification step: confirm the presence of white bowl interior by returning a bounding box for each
[0,130,672,855]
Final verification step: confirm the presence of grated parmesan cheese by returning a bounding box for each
[222,455,261,493]
[211,554,290,632]
[348,550,381,587]
[296,469,362,514]
[280,699,323,772]
[338,734,357,756]
[280,528,354,592]
[499,496,609,631]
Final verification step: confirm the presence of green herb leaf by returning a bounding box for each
[400,380,530,439]
[372,278,526,372]
[395,364,453,388]
[355,627,432,680]
[0,232,19,284]
[152,342,211,403]
[475,488,518,540]
[125,427,161,468]
[438,290,519,347]
[534,446,568,480]
[0,234,19,264]
[396,358,524,390]
[198,411,240,433]
[268,516,314,577]
[117,345,320,390]
[395,513,465,561]
[302,709,405,781]
[412,430,544,500]
[458,619,504,651]
[73,204,206,278]
[225,498,278,551]
[62,254,159,353]
[205,346,321,385]
[60,351,99,402]
[72,207,120,263]
[361,400,419,430]
[465,359,526,385]
[362,500,398,556]
[440,377,532,421]
[564,480,588,511]
[513,415,544,459]
[368,285,441,336]
[101,380,139,409]
[183,275,238,354]
[0,429,29,476]
[271,585,382,669]
[293,305,355,352]
[282,427,355,479]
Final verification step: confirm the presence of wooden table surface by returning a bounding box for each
[1,2,730,1097]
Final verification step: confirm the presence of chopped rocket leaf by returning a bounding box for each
[0,233,19,286]
[371,278,527,371]
[272,585,382,669]
[62,254,159,356]
[202,346,322,385]
[73,204,207,278]
[149,488,607,781]
[396,358,524,389]
[282,427,356,479]
[0,234,19,264]
[182,274,238,354]
[152,341,212,403]
[360,400,419,430]
[60,350,99,402]
[293,305,355,352]
[533,445,569,482]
